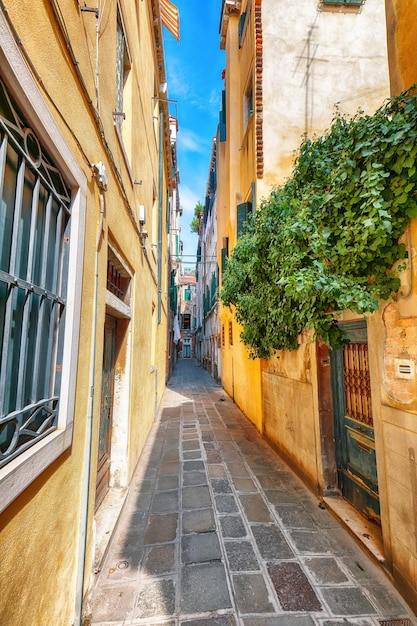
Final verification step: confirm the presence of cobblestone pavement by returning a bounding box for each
[86,358,417,626]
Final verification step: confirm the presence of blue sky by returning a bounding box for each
[163,0,225,270]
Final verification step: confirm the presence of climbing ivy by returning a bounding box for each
[221,87,417,359]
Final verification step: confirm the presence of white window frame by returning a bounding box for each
[114,3,134,183]
[0,13,86,513]
[244,77,254,132]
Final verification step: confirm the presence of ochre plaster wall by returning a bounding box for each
[218,7,263,431]
[367,220,417,609]
[261,340,321,492]
[385,0,417,94]
[366,2,417,609]
[0,1,169,623]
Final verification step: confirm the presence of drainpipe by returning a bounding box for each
[251,180,256,215]
[73,163,107,626]
[157,106,164,324]
[150,366,159,422]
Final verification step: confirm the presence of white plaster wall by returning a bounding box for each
[260,0,390,196]
[110,325,132,488]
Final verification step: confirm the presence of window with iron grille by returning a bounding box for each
[182,314,191,329]
[0,21,85,513]
[115,10,131,134]
[107,261,130,300]
[0,79,72,469]
[228,320,233,346]
[322,0,364,5]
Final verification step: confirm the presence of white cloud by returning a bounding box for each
[178,128,208,154]
[177,184,203,259]
[179,184,203,215]
[167,68,191,100]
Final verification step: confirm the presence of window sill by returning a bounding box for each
[0,424,73,513]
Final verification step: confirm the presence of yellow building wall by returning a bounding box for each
[366,221,417,609]
[261,338,321,492]
[385,0,417,95]
[0,1,170,624]
[218,3,263,432]
[367,1,417,609]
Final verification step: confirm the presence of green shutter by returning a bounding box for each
[238,11,247,48]
[219,89,226,142]
[221,247,228,276]
[323,0,363,5]
[237,202,252,238]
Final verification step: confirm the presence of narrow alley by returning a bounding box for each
[85,358,416,626]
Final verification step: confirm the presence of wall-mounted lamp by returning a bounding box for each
[160,82,168,94]
[92,162,108,191]
[138,204,146,226]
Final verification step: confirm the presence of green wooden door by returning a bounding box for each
[331,321,380,522]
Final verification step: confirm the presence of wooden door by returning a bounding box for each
[95,315,117,510]
[331,321,380,522]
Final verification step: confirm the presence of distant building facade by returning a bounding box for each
[196,138,221,381]
[167,115,182,378]
[179,271,197,358]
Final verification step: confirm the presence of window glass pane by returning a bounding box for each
[0,143,18,272]
[15,165,36,279]
[45,198,62,292]
[0,282,5,354]
[32,185,48,286]
[24,291,40,404]
[4,286,24,414]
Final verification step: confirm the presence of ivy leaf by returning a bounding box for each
[221,84,416,357]
[406,205,417,218]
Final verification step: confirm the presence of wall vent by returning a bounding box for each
[394,358,415,380]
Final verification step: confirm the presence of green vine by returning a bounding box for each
[221,87,417,359]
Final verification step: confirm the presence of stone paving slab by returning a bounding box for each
[85,359,417,626]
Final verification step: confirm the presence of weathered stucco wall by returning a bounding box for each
[368,1,417,609]
[262,339,320,491]
[256,0,391,490]
[218,5,263,432]
[0,1,169,624]
[367,221,417,608]
[258,0,390,200]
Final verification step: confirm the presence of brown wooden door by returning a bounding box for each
[95,315,117,511]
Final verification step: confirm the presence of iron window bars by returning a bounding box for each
[0,79,71,468]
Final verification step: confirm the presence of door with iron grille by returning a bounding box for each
[331,320,380,522]
[95,315,117,510]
